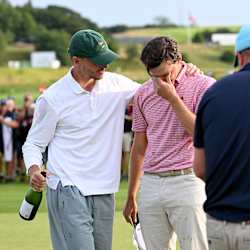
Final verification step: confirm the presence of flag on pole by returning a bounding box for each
[188,13,197,26]
[186,12,196,44]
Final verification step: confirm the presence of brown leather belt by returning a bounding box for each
[145,167,193,177]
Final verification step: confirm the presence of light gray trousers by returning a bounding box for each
[138,173,208,250]
[46,182,114,250]
[207,215,250,250]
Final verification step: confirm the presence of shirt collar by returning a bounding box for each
[240,62,250,72]
[175,63,187,86]
[67,68,89,95]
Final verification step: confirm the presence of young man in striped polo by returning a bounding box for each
[123,36,215,250]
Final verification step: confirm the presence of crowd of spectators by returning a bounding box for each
[0,93,134,183]
[0,94,34,183]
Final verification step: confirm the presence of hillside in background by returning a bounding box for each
[0,1,240,104]
[0,42,236,106]
[112,26,240,44]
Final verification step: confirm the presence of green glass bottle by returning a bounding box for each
[19,171,46,221]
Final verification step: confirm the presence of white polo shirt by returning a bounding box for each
[23,69,139,195]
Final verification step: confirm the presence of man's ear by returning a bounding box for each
[72,56,80,64]
[238,53,244,67]
[177,52,182,61]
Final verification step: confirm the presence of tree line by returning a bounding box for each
[0,0,118,65]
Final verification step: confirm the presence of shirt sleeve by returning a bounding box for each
[132,90,148,132]
[22,97,59,171]
[115,73,140,104]
[193,76,215,113]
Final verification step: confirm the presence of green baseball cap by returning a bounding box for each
[68,29,118,65]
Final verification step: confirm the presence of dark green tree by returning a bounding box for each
[33,28,70,65]
[104,25,128,34]
[0,0,10,5]
[192,30,213,43]
[0,2,20,33]
[0,1,118,65]
[0,31,7,65]
[13,10,37,42]
[126,44,139,60]
[30,5,98,35]
[192,32,205,43]
[220,49,234,63]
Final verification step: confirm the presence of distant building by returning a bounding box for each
[31,51,61,69]
[8,60,21,69]
[211,33,237,46]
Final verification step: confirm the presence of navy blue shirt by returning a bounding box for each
[194,63,250,222]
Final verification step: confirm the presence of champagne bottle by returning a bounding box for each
[19,171,46,221]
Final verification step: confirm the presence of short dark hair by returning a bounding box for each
[234,48,250,67]
[140,36,181,72]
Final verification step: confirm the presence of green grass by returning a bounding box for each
[0,181,181,250]
[0,212,134,250]
[0,181,134,250]
[180,43,234,77]
[115,26,202,44]
[0,67,68,105]
[114,26,240,44]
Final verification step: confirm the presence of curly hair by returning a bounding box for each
[140,36,181,72]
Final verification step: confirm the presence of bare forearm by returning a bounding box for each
[169,96,195,135]
[194,161,206,181]
[127,145,144,200]
[1,119,19,128]
[194,148,206,182]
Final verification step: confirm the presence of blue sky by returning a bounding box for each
[9,0,249,27]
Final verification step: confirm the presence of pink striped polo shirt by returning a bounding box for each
[132,64,215,172]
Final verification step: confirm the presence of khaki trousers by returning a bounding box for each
[138,173,208,250]
[207,215,250,250]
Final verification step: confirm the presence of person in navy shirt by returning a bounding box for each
[194,25,250,250]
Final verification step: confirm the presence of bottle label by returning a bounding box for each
[19,199,34,219]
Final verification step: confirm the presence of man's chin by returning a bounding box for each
[95,73,105,80]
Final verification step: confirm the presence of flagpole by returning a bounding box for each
[187,12,196,45]
[187,24,191,44]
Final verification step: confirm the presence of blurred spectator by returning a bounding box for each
[38,84,46,95]
[0,99,6,182]
[16,94,35,182]
[0,98,19,182]
[121,103,133,180]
